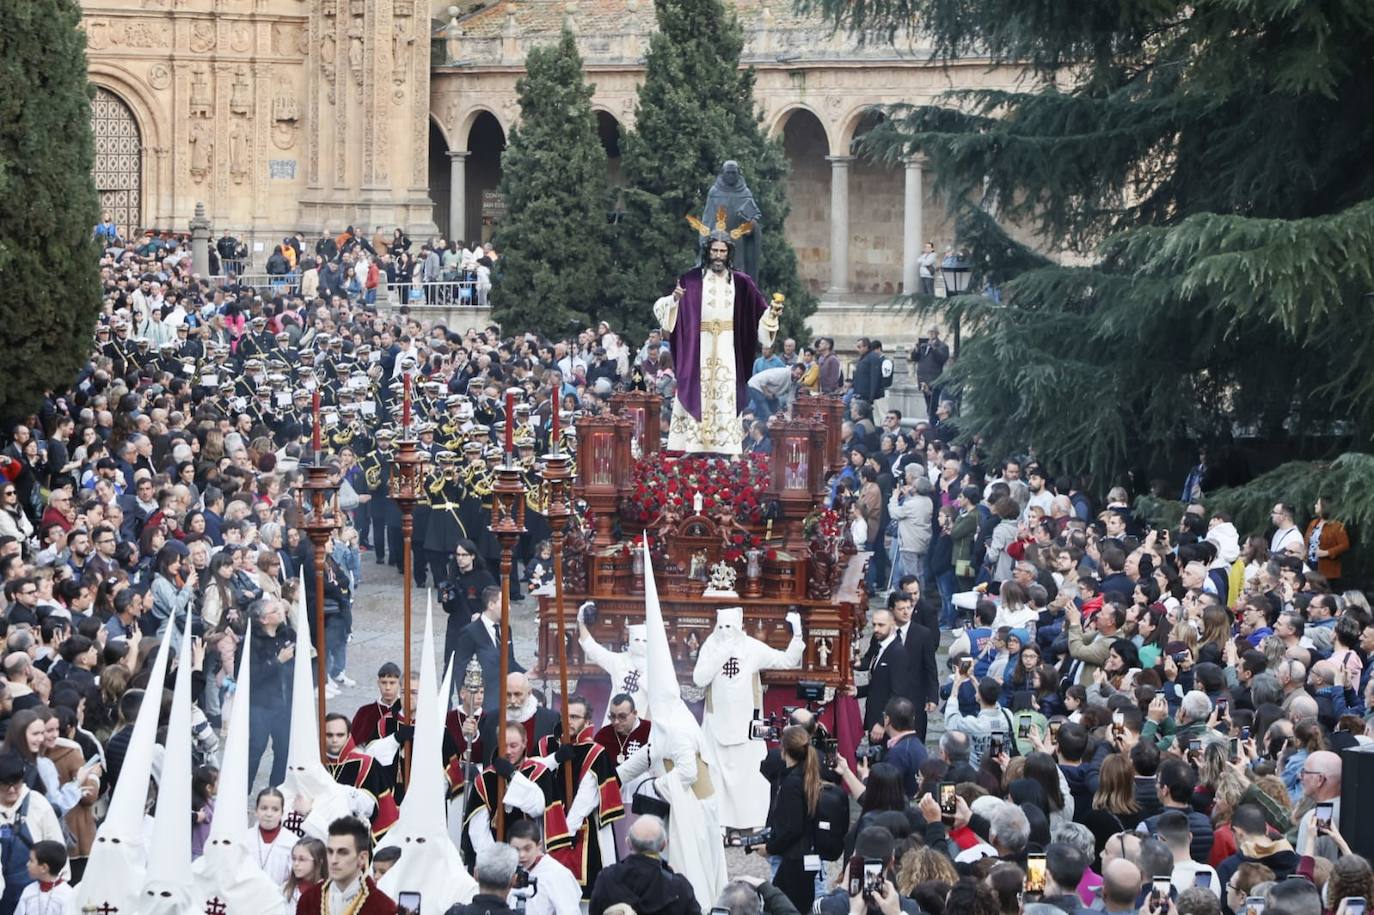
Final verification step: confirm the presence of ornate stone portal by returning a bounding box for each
[81,0,437,239]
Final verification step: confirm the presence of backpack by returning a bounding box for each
[812,782,851,860]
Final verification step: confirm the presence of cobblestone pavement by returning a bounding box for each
[264,569,953,881]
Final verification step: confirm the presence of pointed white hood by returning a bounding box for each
[138,620,198,914]
[71,623,175,914]
[190,624,287,914]
[279,573,356,837]
[378,596,478,909]
[641,536,699,741]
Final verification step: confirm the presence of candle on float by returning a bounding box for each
[551,400,560,455]
[693,491,703,514]
[402,372,412,431]
[311,390,322,453]
[504,389,516,456]
[765,518,773,542]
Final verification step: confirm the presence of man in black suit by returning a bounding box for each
[891,591,939,741]
[847,609,913,744]
[449,585,523,714]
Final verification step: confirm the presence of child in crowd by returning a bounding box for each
[16,840,72,915]
[248,787,297,886]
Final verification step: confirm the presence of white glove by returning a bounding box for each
[785,611,802,637]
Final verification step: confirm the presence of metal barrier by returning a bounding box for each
[387,280,484,307]
[208,273,302,296]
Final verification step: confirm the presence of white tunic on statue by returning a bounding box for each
[654,271,776,455]
[692,629,804,830]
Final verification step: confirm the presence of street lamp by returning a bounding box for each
[940,250,971,357]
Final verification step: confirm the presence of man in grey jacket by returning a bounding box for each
[887,471,933,589]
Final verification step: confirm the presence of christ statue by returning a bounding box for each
[653,223,782,454]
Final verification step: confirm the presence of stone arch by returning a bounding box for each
[87,64,167,231]
[463,110,507,245]
[456,105,506,147]
[428,116,453,239]
[592,107,625,194]
[429,112,453,151]
[776,107,832,294]
[768,103,833,152]
[836,104,887,157]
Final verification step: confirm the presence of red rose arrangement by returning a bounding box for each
[621,453,771,525]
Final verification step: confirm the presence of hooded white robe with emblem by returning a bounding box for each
[691,607,803,830]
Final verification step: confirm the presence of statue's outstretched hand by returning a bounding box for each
[672,283,685,303]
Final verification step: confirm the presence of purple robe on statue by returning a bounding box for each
[666,268,769,421]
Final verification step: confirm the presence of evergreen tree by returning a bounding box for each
[798,0,1374,483]
[491,29,610,338]
[0,0,101,420]
[609,0,816,345]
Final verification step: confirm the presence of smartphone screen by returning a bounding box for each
[1049,720,1062,739]
[939,782,956,817]
[847,855,865,897]
[1152,876,1171,906]
[1018,717,1031,738]
[1025,853,1046,894]
[1245,897,1266,915]
[1113,710,1125,727]
[863,859,884,895]
[959,657,973,675]
[1229,737,1239,759]
[398,891,421,915]
[1342,898,1366,915]
[1316,802,1333,829]
[1194,872,1212,888]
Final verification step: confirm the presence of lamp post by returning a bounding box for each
[940,250,971,358]
[301,402,340,757]
[489,388,527,839]
[541,408,576,805]
[389,373,428,783]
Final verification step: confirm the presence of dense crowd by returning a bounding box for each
[0,223,1363,915]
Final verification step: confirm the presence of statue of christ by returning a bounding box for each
[653,231,782,454]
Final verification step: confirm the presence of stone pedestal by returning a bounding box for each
[189,201,211,276]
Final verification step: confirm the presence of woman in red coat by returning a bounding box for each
[1304,496,1350,587]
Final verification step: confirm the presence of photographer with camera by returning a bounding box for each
[440,538,498,665]
[761,726,827,912]
[506,820,583,915]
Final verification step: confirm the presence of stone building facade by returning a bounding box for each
[81,0,1023,343]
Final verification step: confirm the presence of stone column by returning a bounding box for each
[826,155,854,295]
[448,150,470,241]
[190,202,212,276]
[902,158,923,295]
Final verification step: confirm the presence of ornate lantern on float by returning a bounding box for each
[574,414,629,542]
[609,390,662,461]
[767,414,828,552]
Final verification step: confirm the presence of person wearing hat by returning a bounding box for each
[361,429,401,568]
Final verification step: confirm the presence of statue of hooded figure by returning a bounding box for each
[700,161,763,282]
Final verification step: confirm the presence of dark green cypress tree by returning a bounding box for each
[0,0,102,420]
[608,0,816,345]
[797,0,1374,484]
[491,28,611,337]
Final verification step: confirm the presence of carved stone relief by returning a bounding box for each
[272,95,300,149]
[189,65,212,117]
[189,20,216,52]
[229,66,253,116]
[147,63,172,91]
